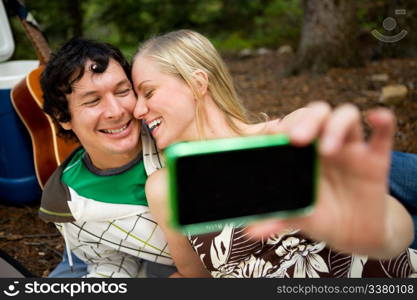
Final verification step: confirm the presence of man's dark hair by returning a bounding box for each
[41,37,131,141]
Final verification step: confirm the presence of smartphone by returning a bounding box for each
[165,134,319,235]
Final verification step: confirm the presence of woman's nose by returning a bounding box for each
[134,97,149,119]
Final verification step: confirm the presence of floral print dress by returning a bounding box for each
[189,225,417,278]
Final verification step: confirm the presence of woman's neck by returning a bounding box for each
[198,98,242,140]
[188,96,271,141]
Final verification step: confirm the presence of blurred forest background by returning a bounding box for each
[1,0,417,277]
[6,0,417,65]
[6,0,415,146]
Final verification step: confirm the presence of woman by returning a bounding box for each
[132,30,417,278]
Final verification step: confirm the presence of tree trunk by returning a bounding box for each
[295,0,361,73]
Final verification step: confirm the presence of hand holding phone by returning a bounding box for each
[165,134,318,235]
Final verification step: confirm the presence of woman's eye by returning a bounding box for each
[144,90,154,99]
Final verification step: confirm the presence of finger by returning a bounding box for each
[246,219,289,238]
[366,108,395,156]
[289,101,331,146]
[319,104,363,156]
[246,214,313,239]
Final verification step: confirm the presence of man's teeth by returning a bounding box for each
[102,123,128,134]
[148,119,162,131]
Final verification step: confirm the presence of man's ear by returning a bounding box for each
[192,69,209,97]
[60,122,72,131]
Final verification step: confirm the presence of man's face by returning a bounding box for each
[61,59,140,169]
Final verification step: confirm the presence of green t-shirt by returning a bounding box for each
[62,148,148,206]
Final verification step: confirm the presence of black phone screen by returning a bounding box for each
[175,144,316,226]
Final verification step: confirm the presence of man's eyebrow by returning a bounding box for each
[115,79,131,88]
[79,79,130,98]
[80,90,98,99]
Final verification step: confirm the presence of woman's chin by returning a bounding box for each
[156,138,169,150]
[156,134,183,150]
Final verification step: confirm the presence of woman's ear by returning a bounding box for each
[192,69,209,97]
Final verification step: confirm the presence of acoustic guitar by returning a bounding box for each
[9,0,79,189]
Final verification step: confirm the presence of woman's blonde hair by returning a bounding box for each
[134,29,251,137]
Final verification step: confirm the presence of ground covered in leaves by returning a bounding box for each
[1,52,416,277]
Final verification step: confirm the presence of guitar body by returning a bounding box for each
[8,0,78,189]
[11,66,79,189]
[26,66,79,163]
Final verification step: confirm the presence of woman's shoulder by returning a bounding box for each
[259,107,315,135]
[243,118,281,136]
[145,168,168,200]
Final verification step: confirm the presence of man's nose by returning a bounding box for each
[103,96,123,119]
[134,97,149,119]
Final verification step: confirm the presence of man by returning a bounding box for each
[39,37,176,277]
[390,151,417,249]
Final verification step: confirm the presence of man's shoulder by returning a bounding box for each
[38,146,84,223]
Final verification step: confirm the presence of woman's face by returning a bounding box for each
[132,56,199,149]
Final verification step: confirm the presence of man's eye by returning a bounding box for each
[116,88,131,96]
[84,98,100,106]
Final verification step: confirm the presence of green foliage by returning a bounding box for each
[252,0,303,48]
[7,0,304,59]
[5,0,416,60]
[213,33,255,53]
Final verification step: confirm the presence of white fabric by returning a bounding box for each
[59,125,172,278]
[67,187,150,222]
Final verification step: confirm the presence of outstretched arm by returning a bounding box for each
[250,102,414,259]
[146,169,211,278]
